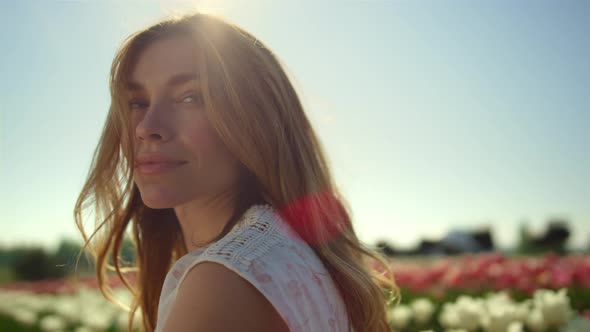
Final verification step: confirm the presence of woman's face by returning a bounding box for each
[126,36,240,209]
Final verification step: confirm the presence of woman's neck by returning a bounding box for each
[174,191,236,253]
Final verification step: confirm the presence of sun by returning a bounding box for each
[156,0,231,18]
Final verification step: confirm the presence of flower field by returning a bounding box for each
[0,253,589,331]
[382,253,590,332]
[0,275,141,332]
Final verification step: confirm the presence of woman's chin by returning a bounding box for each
[138,189,178,209]
[142,199,174,209]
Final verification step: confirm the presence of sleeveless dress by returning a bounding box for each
[154,204,351,332]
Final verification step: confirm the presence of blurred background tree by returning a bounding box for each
[12,247,60,281]
[515,219,570,255]
[0,239,97,283]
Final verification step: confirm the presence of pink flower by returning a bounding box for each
[549,264,572,288]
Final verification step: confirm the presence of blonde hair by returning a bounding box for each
[74,12,399,332]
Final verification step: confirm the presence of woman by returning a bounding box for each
[74,11,398,332]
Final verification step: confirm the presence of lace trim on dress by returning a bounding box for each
[201,204,285,270]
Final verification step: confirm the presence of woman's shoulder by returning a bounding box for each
[200,204,289,268]
[163,204,351,332]
[164,205,285,286]
[201,204,333,274]
[199,205,349,331]
[173,204,349,290]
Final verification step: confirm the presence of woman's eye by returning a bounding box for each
[180,93,203,104]
[128,100,148,110]
[127,93,202,110]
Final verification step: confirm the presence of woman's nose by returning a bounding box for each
[135,106,170,142]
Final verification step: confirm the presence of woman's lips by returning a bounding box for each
[135,161,187,175]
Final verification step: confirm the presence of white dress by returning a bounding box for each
[154,204,351,332]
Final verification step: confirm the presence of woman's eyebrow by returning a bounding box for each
[126,72,200,91]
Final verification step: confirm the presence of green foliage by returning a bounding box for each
[53,239,84,274]
[0,236,138,282]
[0,247,31,268]
[0,239,98,282]
[107,236,137,267]
[12,247,66,281]
[0,266,15,284]
[0,313,36,332]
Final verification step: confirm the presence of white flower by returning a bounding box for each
[513,300,531,323]
[11,308,37,326]
[77,301,117,331]
[507,321,524,332]
[484,304,517,332]
[485,291,512,307]
[479,291,534,332]
[526,308,546,332]
[39,314,67,331]
[388,304,413,329]
[439,303,461,329]
[411,298,435,325]
[534,288,572,327]
[52,296,79,323]
[454,296,484,331]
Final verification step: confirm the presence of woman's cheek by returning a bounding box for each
[184,121,218,153]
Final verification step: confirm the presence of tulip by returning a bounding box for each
[439,303,461,329]
[74,326,93,332]
[39,314,67,331]
[52,296,79,323]
[534,288,572,327]
[526,308,546,332]
[482,304,517,332]
[10,308,37,326]
[507,321,524,332]
[549,264,572,289]
[411,298,435,325]
[388,304,413,329]
[513,300,532,323]
[454,296,484,331]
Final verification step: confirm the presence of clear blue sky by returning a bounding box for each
[1,0,588,251]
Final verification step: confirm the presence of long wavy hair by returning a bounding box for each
[74,11,399,332]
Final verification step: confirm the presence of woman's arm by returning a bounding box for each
[162,262,290,332]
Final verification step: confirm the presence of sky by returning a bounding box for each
[1,0,588,251]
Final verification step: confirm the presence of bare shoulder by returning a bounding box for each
[161,261,290,332]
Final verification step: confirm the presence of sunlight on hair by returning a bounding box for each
[156,0,230,17]
[73,11,399,331]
